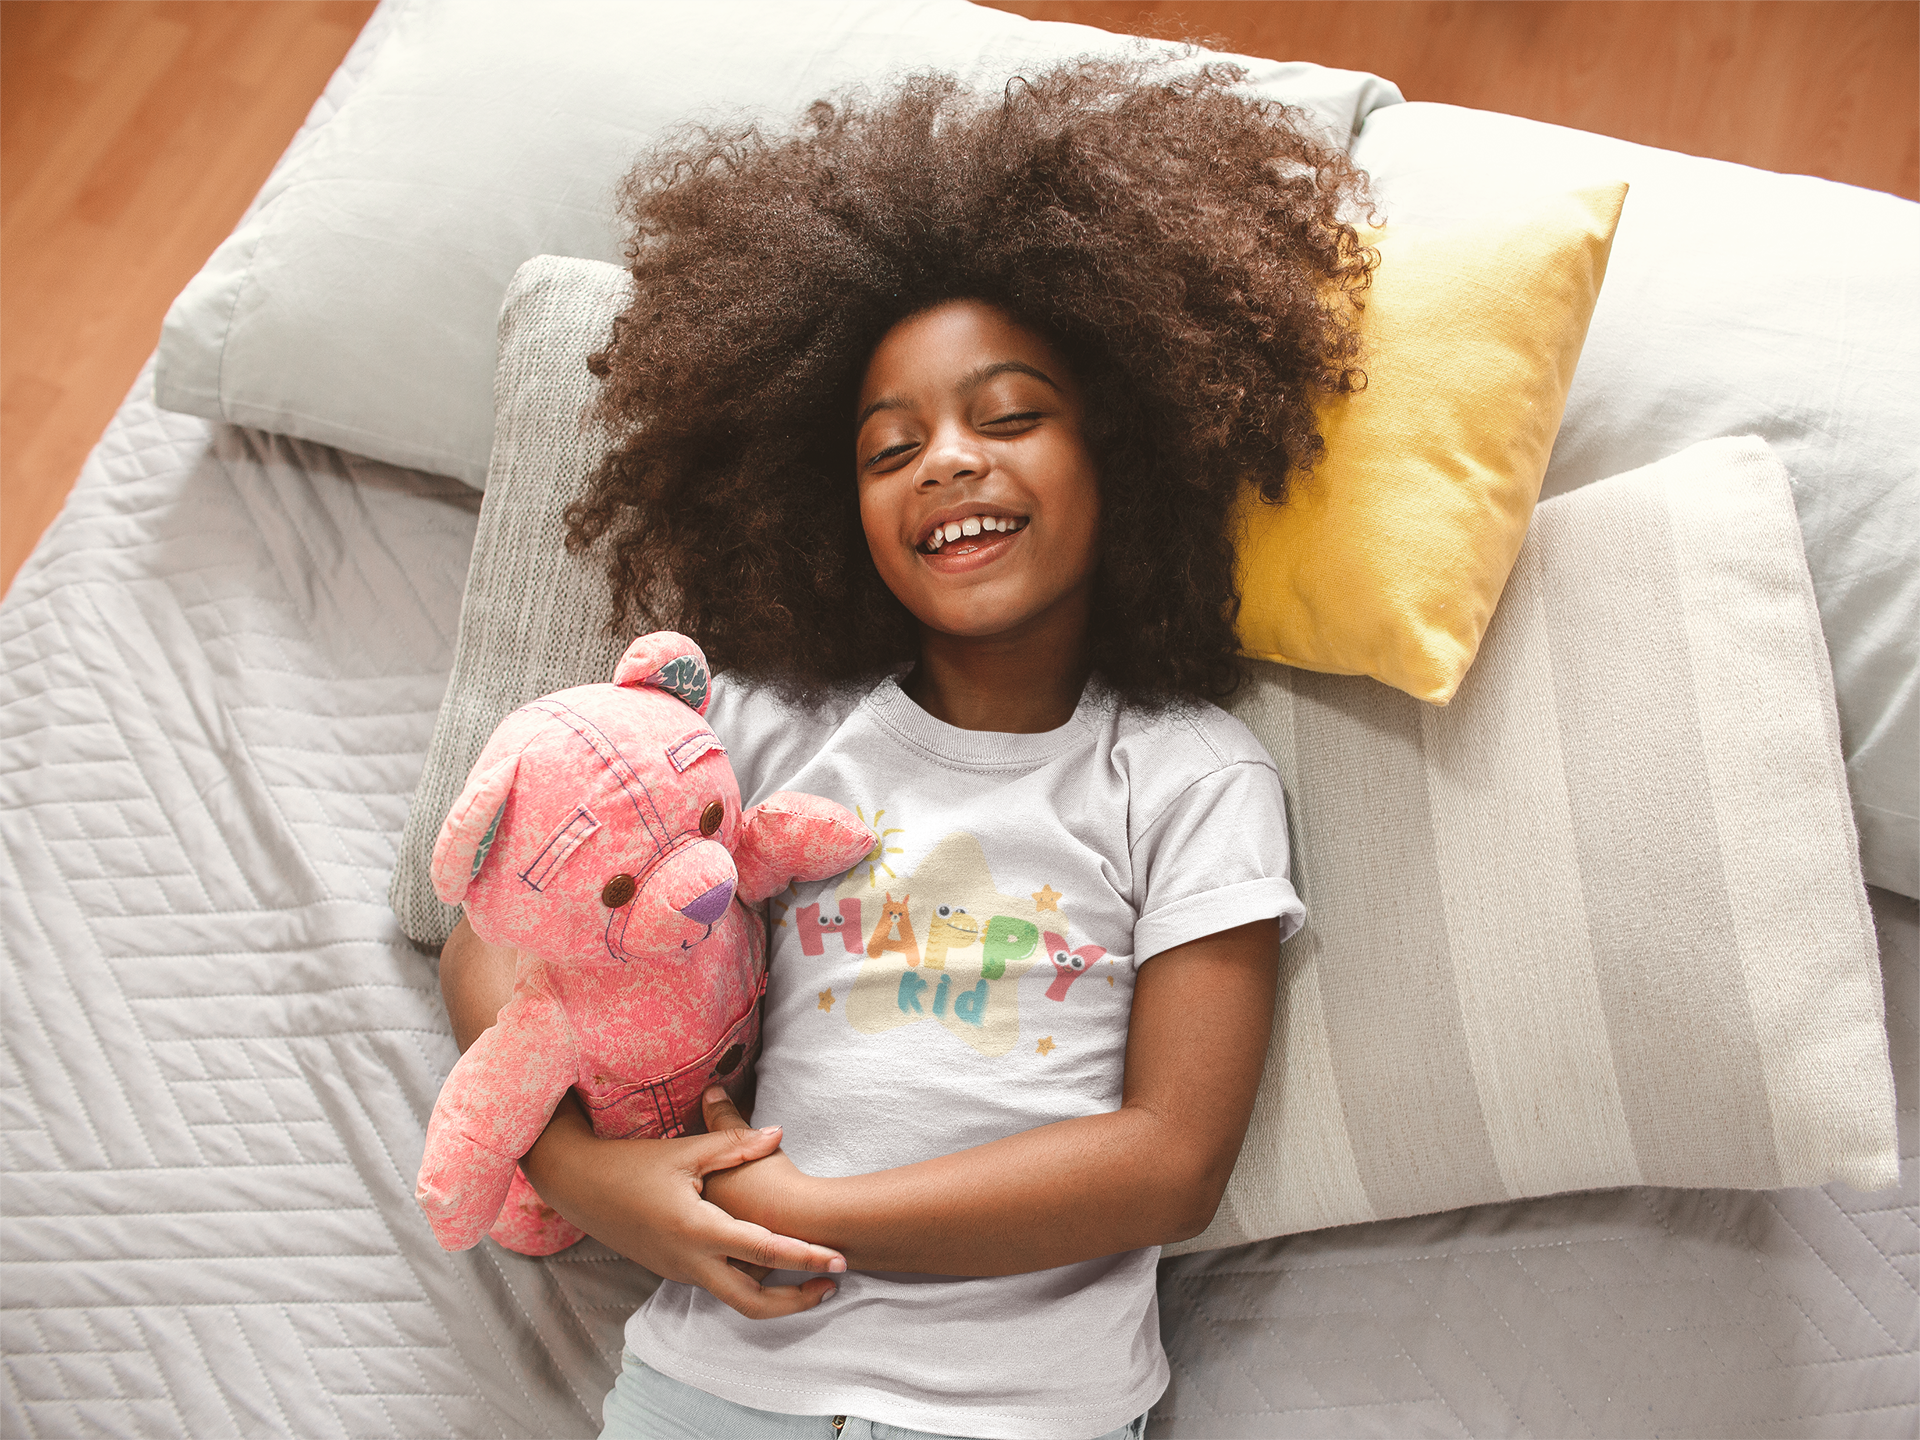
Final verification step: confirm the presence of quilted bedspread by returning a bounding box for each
[1,368,1913,1439]
[3,10,1915,1420]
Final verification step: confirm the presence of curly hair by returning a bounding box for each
[567,55,1374,705]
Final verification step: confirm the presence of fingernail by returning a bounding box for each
[828,1257,846,1273]
[757,1125,781,1136]
[704,1086,725,1103]
[818,1285,836,1302]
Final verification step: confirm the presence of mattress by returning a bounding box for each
[1,369,1913,1439]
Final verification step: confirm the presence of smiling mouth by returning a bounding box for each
[918,515,1028,555]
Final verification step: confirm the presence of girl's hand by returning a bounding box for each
[520,1096,844,1319]
[444,915,843,1317]
[639,918,1283,1277]
[697,1088,818,1236]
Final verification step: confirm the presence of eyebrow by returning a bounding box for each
[855,360,1063,431]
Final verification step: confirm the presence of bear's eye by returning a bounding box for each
[699,801,724,836]
[601,874,637,908]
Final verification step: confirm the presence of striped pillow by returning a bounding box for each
[392,257,1898,1248]
[1178,435,1897,1251]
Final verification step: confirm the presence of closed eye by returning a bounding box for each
[865,440,920,470]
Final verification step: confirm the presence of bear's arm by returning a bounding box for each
[732,792,875,902]
[416,984,578,1250]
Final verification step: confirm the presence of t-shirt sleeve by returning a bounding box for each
[1129,750,1304,967]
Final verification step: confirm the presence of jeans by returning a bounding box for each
[598,1351,1151,1440]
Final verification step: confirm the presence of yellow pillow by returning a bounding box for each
[1233,183,1628,703]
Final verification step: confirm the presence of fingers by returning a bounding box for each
[690,1087,783,1176]
[720,1217,847,1276]
[702,1259,838,1320]
[702,1085,749,1133]
[687,1122,784,1179]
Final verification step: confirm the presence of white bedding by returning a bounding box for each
[3,5,1913,1432]
[1,376,1912,1439]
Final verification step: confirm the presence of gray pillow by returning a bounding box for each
[391,256,1896,1250]
[390,256,638,949]
[153,0,1399,486]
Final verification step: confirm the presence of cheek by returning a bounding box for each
[859,487,911,585]
[1051,455,1103,575]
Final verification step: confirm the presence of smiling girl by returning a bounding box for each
[437,57,1373,1440]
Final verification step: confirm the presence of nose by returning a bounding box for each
[919,422,987,487]
[679,878,735,925]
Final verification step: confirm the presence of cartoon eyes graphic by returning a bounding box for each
[1053,948,1084,969]
[936,904,969,918]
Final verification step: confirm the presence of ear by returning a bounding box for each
[612,631,711,716]
[430,751,521,904]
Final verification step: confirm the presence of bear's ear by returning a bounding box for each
[431,751,521,904]
[613,630,711,716]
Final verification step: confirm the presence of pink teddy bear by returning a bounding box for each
[417,631,874,1255]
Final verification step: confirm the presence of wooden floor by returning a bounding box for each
[3,1,1916,597]
[989,2,1920,198]
[1,1,374,593]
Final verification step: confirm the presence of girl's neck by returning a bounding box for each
[902,609,1092,735]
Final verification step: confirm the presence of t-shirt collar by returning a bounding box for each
[862,672,1112,771]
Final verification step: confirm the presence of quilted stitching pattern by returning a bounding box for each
[2,4,1911,1407]
[1,374,649,1438]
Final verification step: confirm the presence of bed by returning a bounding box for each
[4,3,1914,1436]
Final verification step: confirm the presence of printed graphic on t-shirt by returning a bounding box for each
[788,829,1104,1058]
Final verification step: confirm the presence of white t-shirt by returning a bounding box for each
[625,673,1303,1440]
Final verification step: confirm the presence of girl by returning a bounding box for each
[439,57,1372,1440]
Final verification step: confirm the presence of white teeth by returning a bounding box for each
[923,516,1026,551]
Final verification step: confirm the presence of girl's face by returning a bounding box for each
[855,300,1101,647]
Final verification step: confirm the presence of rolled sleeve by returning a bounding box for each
[1129,757,1304,965]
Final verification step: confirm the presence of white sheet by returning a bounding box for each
[1,376,1911,1439]
[2,8,1911,1431]
[0,374,642,1437]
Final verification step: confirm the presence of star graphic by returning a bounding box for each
[1033,884,1062,911]
[1035,1036,1056,1056]
[818,988,835,1012]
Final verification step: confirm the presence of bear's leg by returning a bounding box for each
[486,1166,586,1256]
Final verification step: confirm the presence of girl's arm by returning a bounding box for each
[699,916,1280,1275]
[436,917,844,1316]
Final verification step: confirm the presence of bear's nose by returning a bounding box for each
[679,878,735,925]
